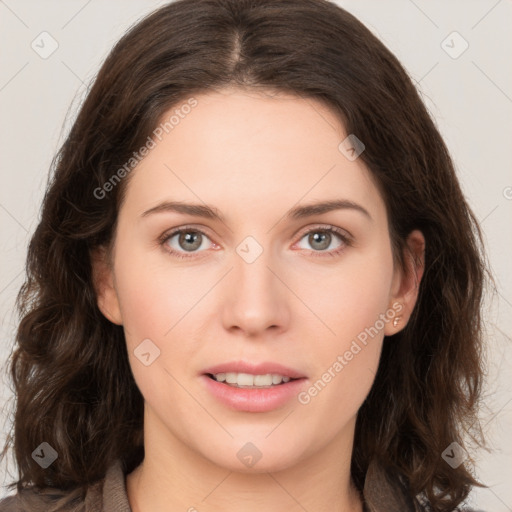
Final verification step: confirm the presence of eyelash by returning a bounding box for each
[158,224,352,260]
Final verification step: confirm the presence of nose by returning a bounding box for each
[220,240,290,337]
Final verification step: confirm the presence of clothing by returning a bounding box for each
[0,458,477,512]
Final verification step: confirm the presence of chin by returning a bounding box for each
[216,453,298,474]
[199,436,307,474]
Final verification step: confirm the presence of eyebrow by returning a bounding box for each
[141,199,372,222]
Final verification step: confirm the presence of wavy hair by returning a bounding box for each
[1,1,492,511]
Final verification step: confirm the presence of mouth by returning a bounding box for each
[205,372,302,389]
[201,360,307,387]
[200,369,308,412]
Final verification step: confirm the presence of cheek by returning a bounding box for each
[294,270,390,432]
[294,240,393,401]
[112,251,205,411]
[112,231,205,340]
[298,241,394,346]
[111,236,219,393]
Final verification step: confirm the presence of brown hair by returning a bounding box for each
[1,1,492,510]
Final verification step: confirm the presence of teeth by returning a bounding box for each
[212,372,292,387]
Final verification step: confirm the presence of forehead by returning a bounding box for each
[122,87,386,223]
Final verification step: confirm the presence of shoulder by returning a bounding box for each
[363,459,487,512]
[0,485,89,512]
[0,459,128,512]
[415,489,488,512]
[0,494,18,512]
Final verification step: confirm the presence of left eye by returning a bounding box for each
[295,227,348,254]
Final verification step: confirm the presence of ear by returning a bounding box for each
[90,246,123,325]
[384,229,425,336]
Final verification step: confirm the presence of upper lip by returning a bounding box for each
[202,361,306,379]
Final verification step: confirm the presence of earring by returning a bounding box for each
[393,316,401,327]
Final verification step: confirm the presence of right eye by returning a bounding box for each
[160,227,216,259]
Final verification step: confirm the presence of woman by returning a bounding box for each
[0,0,490,511]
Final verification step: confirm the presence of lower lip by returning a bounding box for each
[201,375,307,412]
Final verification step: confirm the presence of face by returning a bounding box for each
[94,86,424,474]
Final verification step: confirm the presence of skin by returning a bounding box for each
[92,86,425,512]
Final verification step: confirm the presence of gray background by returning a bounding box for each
[0,0,511,510]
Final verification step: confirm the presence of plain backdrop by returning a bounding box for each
[0,0,511,510]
